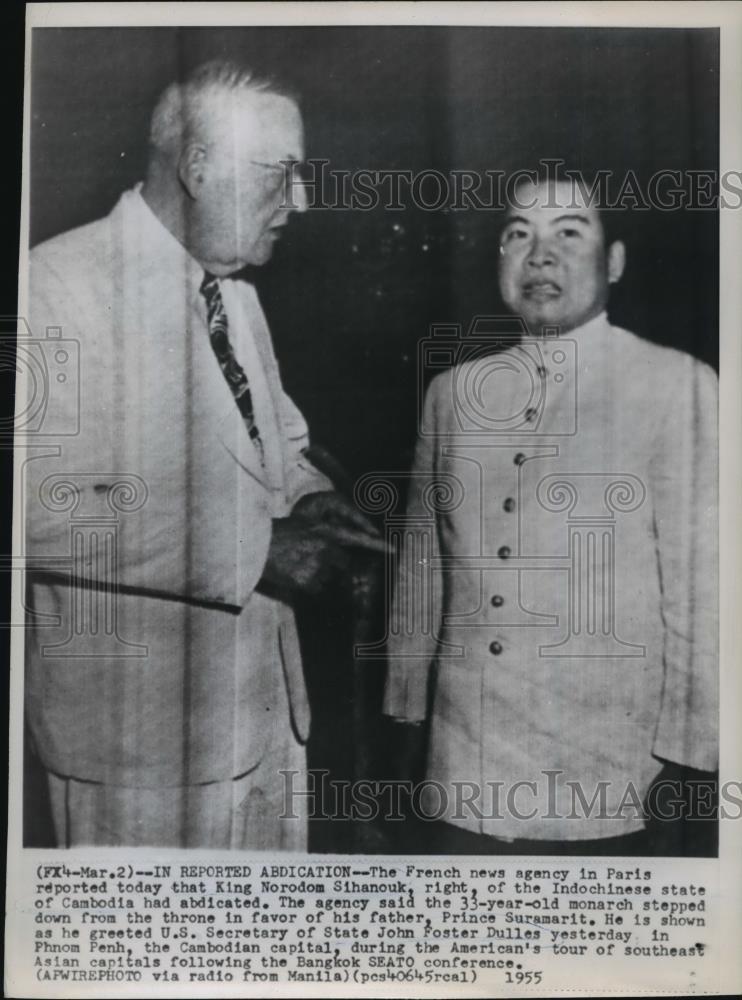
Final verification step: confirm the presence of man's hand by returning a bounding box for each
[260,492,389,601]
[261,514,351,599]
[292,491,389,554]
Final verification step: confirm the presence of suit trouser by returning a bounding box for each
[46,725,307,850]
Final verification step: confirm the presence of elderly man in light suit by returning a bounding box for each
[384,171,718,854]
[24,59,382,849]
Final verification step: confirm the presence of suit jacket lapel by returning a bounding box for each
[215,403,273,489]
[217,280,285,496]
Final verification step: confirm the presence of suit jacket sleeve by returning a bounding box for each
[651,354,718,771]
[382,378,444,722]
[279,391,334,508]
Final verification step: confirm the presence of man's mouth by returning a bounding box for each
[522,279,561,301]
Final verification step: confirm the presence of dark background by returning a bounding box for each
[30,25,719,475]
[25,26,719,853]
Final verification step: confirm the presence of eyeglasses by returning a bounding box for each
[248,159,309,188]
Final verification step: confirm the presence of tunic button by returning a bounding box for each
[514,452,526,466]
[489,640,503,655]
[503,497,515,512]
[491,595,504,608]
[498,545,511,559]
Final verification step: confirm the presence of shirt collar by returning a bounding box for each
[119,182,207,289]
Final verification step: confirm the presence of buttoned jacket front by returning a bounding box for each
[384,314,718,840]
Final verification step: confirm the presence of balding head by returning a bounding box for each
[148,60,294,159]
[142,59,307,276]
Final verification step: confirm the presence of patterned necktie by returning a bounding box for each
[200,272,264,465]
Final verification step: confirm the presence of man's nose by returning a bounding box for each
[527,235,555,267]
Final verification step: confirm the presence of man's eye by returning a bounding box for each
[557,227,581,239]
[503,228,528,242]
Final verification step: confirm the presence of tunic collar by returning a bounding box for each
[559,310,610,343]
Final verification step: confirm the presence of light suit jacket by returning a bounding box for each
[384,314,718,839]
[23,187,331,787]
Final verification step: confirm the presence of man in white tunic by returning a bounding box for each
[384,172,718,853]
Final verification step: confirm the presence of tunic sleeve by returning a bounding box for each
[650,355,718,771]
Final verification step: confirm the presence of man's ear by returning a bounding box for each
[178,142,207,200]
[607,240,626,285]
